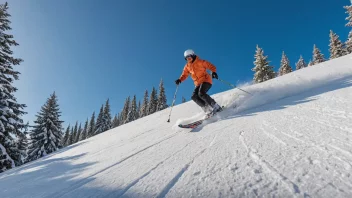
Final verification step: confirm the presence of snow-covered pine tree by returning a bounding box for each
[87,112,95,138]
[296,55,307,70]
[121,96,131,124]
[157,79,168,111]
[95,105,104,134]
[112,114,119,128]
[62,125,70,147]
[68,126,74,145]
[71,122,78,144]
[148,87,158,114]
[312,44,325,65]
[116,113,121,126]
[118,113,123,125]
[329,30,346,59]
[75,123,82,143]
[139,90,148,118]
[278,51,292,76]
[252,45,276,83]
[27,92,63,161]
[344,3,352,27]
[182,97,186,103]
[344,3,352,54]
[346,31,352,54]
[17,130,28,164]
[129,95,138,122]
[101,99,112,132]
[81,119,88,140]
[137,100,141,120]
[0,2,27,172]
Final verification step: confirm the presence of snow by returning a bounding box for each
[1,115,8,121]
[8,118,17,125]
[1,54,352,197]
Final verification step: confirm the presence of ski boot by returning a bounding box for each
[201,105,212,115]
[206,103,223,118]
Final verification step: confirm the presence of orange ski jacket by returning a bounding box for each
[179,56,217,87]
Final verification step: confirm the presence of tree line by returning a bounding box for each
[0,2,189,172]
[252,4,352,83]
[16,78,171,166]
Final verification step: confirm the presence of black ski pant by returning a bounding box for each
[191,82,216,108]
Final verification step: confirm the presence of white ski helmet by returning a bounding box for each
[184,49,195,58]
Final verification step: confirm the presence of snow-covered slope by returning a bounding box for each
[1,54,352,198]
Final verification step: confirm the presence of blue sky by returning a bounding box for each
[3,0,351,128]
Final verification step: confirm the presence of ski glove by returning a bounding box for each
[175,79,181,85]
[212,72,218,79]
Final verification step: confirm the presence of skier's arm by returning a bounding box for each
[179,66,189,82]
[202,60,217,73]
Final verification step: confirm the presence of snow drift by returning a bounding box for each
[1,54,352,198]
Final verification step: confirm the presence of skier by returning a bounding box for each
[175,49,222,116]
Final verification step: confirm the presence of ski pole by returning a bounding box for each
[217,78,253,96]
[218,78,236,88]
[167,85,179,122]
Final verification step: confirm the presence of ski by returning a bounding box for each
[178,106,226,129]
[178,118,209,129]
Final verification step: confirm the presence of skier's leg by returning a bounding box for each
[198,82,222,113]
[191,86,206,108]
[198,82,216,107]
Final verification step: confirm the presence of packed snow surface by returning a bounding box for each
[1,55,352,198]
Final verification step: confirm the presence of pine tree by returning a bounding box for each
[0,2,27,172]
[117,113,121,126]
[112,114,119,128]
[278,51,292,76]
[87,112,95,138]
[137,101,141,119]
[81,119,88,140]
[157,79,168,111]
[75,123,82,143]
[296,55,307,70]
[129,95,138,122]
[62,125,70,147]
[148,87,158,114]
[182,97,187,103]
[344,3,352,54]
[308,60,313,66]
[344,3,352,27]
[27,93,63,161]
[312,44,325,65]
[95,105,104,134]
[122,96,131,124]
[118,113,123,125]
[71,122,78,144]
[329,30,346,59]
[18,131,28,164]
[101,99,112,132]
[252,45,276,83]
[139,90,149,118]
[346,30,352,54]
[68,126,74,145]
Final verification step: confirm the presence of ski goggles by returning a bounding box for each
[185,55,193,60]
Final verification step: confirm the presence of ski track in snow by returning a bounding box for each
[109,136,201,198]
[156,148,206,198]
[156,135,217,198]
[260,123,287,146]
[239,131,302,197]
[52,131,183,198]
